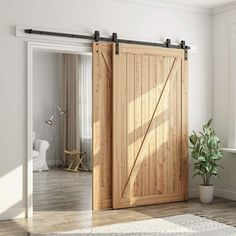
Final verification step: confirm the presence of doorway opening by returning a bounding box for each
[28,42,92,215]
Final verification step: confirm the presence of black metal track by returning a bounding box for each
[24,29,190,59]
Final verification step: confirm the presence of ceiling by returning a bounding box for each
[148,0,236,9]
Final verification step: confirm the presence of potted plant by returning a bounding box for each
[189,119,223,204]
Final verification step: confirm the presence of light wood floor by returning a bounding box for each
[33,168,92,211]
[1,169,236,235]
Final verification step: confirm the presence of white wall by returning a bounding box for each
[212,6,236,200]
[0,0,212,219]
[33,51,63,167]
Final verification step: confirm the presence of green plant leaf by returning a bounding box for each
[205,166,210,172]
[211,168,218,175]
[189,134,197,145]
[207,118,213,127]
[198,156,206,162]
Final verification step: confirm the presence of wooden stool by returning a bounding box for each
[64,150,88,172]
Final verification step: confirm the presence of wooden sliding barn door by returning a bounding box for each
[92,42,112,210]
[112,43,188,209]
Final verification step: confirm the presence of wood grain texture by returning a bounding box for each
[134,54,142,198]
[149,55,157,196]
[92,42,112,210]
[127,53,135,198]
[112,43,187,209]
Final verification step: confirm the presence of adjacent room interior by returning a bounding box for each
[32,49,92,212]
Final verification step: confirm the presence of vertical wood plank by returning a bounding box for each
[156,56,164,195]
[92,43,101,210]
[141,55,149,197]
[170,58,177,194]
[112,43,121,208]
[163,56,170,195]
[149,55,157,195]
[134,54,142,197]
[127,54,135,198]
[112,44,128,207]
[92,43,112,210]
[122,53,128,198]
[103,51,112,203]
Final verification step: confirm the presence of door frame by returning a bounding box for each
[27,41,91,218]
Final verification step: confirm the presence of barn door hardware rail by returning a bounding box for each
[24,29,190,60]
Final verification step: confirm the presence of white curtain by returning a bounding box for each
[77,55,92,170]
[62,55,77,163]
[62,54,92,170]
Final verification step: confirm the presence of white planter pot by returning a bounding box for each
[199,185,214,204]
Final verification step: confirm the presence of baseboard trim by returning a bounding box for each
[215,188,236,201]
[0,208,26,221]
[189,187,236,201]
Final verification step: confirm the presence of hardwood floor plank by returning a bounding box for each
[33,168,92,211]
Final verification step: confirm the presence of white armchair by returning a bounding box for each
[32,132,49,172]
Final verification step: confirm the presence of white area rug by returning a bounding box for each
[32,214,236,236]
